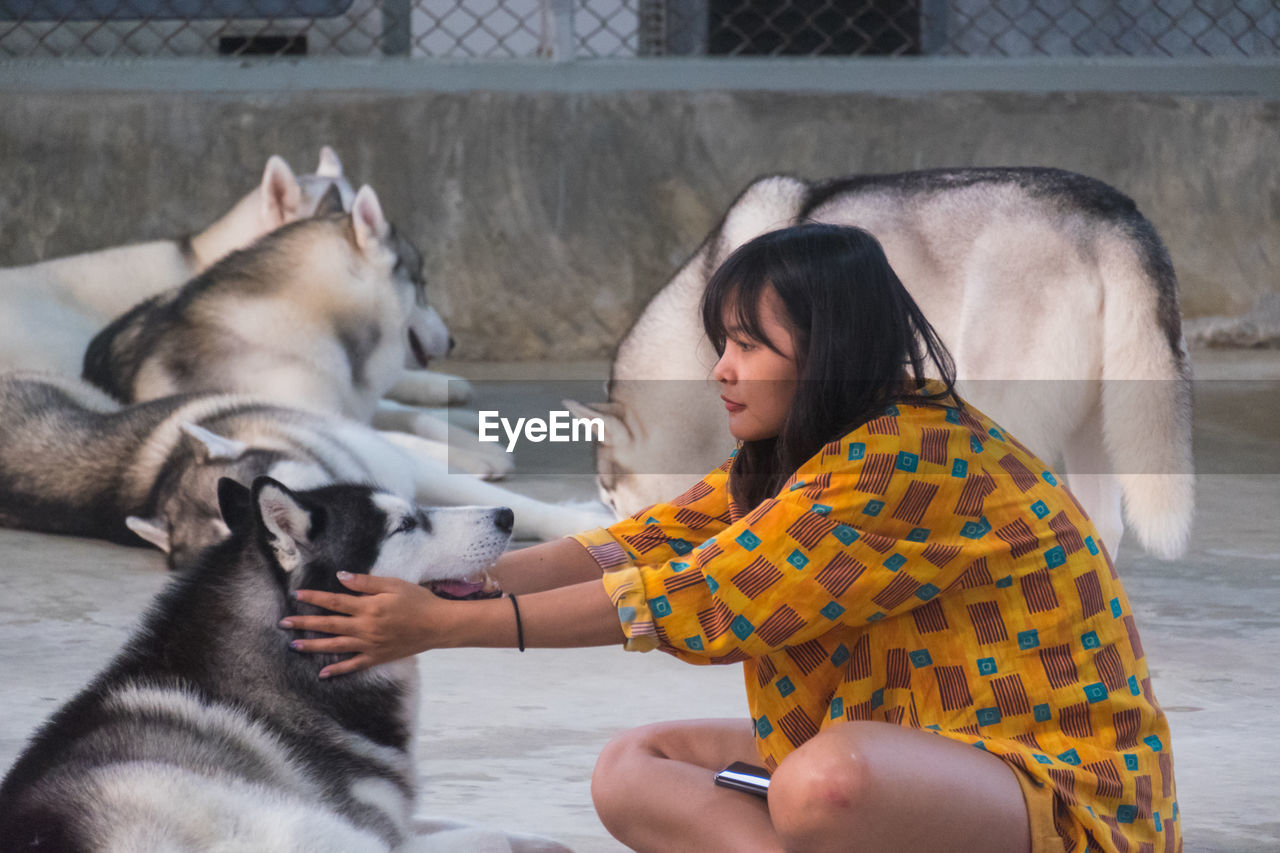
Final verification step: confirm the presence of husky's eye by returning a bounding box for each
[395,516,417,534]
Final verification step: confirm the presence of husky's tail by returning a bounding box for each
[1097,212,1194,560]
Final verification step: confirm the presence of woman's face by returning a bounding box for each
[713,287,800,442]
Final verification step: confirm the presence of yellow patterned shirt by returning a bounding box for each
[572,391,1180,853]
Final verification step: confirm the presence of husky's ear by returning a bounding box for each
[312,184,344,218]
[180,422,249,463]
[216,478,254,532]
[260,155,303,227]
[562,399,632,441]
[125,516,171,554]
[316,145,344,178]
[351,185,390,252]
[252,477,313,573]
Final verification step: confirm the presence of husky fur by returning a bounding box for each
[0,475,513,851]
[80,183,501,478]
[0,373,612,568]
[0,148,354,376]
[566,168,1193,560]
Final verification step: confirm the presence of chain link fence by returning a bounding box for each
[1,0,1276,58]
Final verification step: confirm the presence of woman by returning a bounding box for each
[283,225,1180,853]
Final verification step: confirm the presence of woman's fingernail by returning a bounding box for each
[336,571,352,580]
[279,618,293,628]
[290,640,303,650]
[318,669,331,679]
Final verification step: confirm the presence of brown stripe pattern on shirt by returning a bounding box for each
[1040,644,1080,689]
[1059,701,1094,738]
[1049,510,1086,555]
[967,600,1009,645]
[786,511,839,549]
[872,573,922,611]
[991,673,1032,716]
[1020,567,1060,613]
[892,481,940,525]
[921,427,949,464]
[731,556,783,598]
[998,453,1038,492]
[1075,570,1106,619]
[954,472,996,517]
[756,605,807,646]
[854,453,896,494]
[934,665,975,711]
[814,552,867,597]
[995,518,1039,559]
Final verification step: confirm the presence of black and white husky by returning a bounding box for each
[0,476,512,851]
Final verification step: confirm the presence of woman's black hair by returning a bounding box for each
[701,223,959,511]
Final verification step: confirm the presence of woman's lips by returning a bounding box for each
[721,396,745,413]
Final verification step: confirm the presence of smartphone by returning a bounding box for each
[713,761,771,798]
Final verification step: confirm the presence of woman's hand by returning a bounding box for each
[282,571,446,678]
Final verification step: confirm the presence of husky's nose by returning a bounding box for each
[447,336,457,354]
[493,507,514,535]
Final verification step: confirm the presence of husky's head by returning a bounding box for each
[215,476,512,600]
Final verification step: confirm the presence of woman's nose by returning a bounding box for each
[712,352,734,383]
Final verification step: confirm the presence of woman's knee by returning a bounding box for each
[768,726,873,851]
[591,724,669,825]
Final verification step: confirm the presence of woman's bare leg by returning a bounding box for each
[592,718,1033,853]
[768,721,1032,853]
[591,718,783,853]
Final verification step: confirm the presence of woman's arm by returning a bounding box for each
[490,536,605,594]
[284,574,624,678]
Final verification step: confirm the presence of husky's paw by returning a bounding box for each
[451,447,514,480]
[447,378,473,405]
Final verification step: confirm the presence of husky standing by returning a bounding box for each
[0,148,354,376]
[566,168,1193,560]
[0,373,611,567]
[0,475,511,850]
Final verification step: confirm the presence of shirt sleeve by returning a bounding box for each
[601,404,987,659]
[569,456,736,574]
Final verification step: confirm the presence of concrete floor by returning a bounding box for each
[0,348,1277,851]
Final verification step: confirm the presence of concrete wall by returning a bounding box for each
[1,62,1276,360]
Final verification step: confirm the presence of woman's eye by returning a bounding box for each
[396,516,417,534]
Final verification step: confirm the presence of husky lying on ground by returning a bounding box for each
[81,182,502,477]
[0,373,611,567]
[0,475,513,851]
[0,148,353,376]
[566,168,1193,560]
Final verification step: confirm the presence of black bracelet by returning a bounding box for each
[508,593,525,652]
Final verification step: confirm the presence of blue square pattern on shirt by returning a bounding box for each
[810,503,833,515]
[1081,630,1101,650]
[1144,735,1164,752]
[906,527,930,543]
[1084,682,1108,703]
[1034,754,1053,765]
[1129,675,1141,696]
[1045,546,1066,569]
[650,595,672,618]
[896,451,919,472]
[730,615,754,640]
[1116,805,1137,824]
[756,716,773,738]
[863,500,885,517]
[1033,703,1051,723]
[1111,597,1123,618]
[945,407,961,424]
[1031,500,1050,519]
[820,601,846,620]
[685,635,704,651]
[951,458,968,478]
[1057,748,1082,766]
[789,480,808,492]
[976,707,1001,726]
[669,538,693,556]
[705,575,719,594]
[961,516,992,539]
[1086,536,1099,556]
[884,553,907,572]
[977,657,998,675]
[916,584,940,601]
[909,648,933,668]
[870,688,885,709]
[736,530,761,551]
[1124,754,1139,771]
[1042,470,1058,486]
[970,436,985,454]
[670,561,689,573]
[776,676,795,697]
[830,643,850,667]
[1018,629,1040,650]
[848,442,866,461]
[830,698,844,719]
[832,524,859,545]
[787,549,810,570]
[995,575,1013,589]
[988,427,1004,441]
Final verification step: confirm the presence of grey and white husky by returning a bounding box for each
[0,373,612,568]
[566,168,1193,560]
[0,148,354,376]
[0,475,511,851]
[81,180,496,475]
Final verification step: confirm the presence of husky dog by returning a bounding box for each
[0,148,354,376]
[0,475,511,850]
[566,168,1193,560]
[0,373,611,568]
